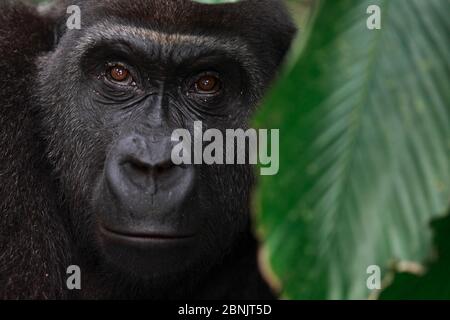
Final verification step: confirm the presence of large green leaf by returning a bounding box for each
[254,0,449,299]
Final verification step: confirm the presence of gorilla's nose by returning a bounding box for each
[119,135,176,192]
[103,133,194,220]
[109,134,175,193]
[97,134,195,235]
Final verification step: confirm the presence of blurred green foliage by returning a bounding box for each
[255,0,449,299]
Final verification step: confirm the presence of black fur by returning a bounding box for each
[0,0,295,299]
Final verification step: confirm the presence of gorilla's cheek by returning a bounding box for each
[89,134,207,276]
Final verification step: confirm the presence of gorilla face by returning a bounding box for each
[35,0,294,284]
[39,23,254,280]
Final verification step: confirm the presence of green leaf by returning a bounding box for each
[254,0,450,299]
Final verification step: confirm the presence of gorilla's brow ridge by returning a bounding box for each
[75,23,259,71]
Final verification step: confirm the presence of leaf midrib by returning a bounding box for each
[322,0,391,299]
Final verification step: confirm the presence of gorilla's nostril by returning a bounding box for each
[123,155,175,177]
[128,159,152,175]
[155,159,175,173]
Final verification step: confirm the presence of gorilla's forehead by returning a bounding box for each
[78,22,250,55]
[74,22,258,71]
[85,0,268,24]
[77,0,284,40]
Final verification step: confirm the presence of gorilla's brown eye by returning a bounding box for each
[194,74,221,94]
[109,65,130,82]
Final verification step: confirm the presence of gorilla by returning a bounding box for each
[0,0,295,299]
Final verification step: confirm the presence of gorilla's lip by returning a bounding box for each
[99,225,195,241]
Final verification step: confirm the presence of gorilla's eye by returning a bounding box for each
[110,65,130,82]
[193,73,222,95]
[104,64,134,86]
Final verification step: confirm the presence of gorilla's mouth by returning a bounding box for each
[97,223,199,277]
[100,225,196,241]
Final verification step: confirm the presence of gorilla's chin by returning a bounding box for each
[97,223,199,277]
